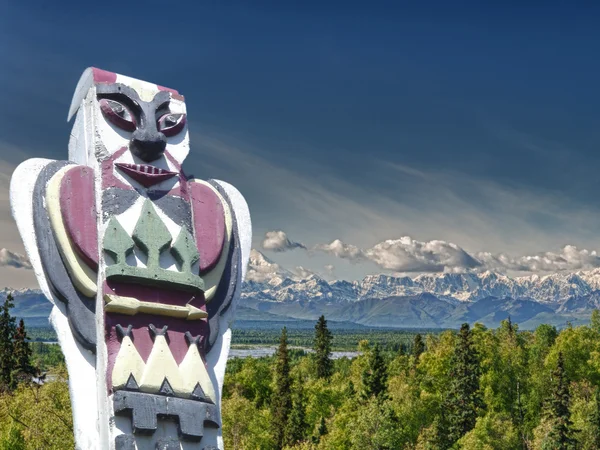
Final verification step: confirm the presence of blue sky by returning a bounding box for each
[2,1,600,285]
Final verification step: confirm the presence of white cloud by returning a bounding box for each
[476,245,600,273]
[365,237,481,273]
[313,239,365,261]
[0,248,31,270]
[313,235,600,275]
[262,230,306,252]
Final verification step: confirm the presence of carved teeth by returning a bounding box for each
[116,163,174,176]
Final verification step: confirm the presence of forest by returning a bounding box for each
[1,293,600,449]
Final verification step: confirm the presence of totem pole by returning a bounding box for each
[9,68,251,450]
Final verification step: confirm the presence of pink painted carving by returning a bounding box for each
[59,166,99,270]
[115,163,178,187]
[92,67,117,84]
[157,84,185,101]
[104,282,210,391]
[189,183,226,273]
[102,148,189,198]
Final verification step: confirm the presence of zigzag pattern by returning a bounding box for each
[111,325,215,403]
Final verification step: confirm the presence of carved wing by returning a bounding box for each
[31,161,98,351]
[188,179,243,352]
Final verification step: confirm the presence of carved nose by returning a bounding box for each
[129,130,167,162]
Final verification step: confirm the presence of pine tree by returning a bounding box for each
[314,315,333,379]
[12,318,35,387]
[413,333,425,361]
[272,327,292,449]
[361,343,388,400]
[317,416,327,439]
[284,379,308,446]
[0,293,17,391]
[544,352,576,449]
[444,323,484,445]
[346,380,356,397]
[589,387,600,449]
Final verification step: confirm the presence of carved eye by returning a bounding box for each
[99,98,136,131]
[157,113,186,137]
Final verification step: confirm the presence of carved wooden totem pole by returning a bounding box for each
[9,68,251,450]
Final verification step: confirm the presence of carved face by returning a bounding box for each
[68,68,190,189]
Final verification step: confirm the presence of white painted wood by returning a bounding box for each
[10,157,101,448]
[12,68,252,450]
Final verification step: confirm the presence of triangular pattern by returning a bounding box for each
[178,340,216,402]
[112,335,145,390]
[159,378,175,396]
[191,383,207,401]
[138,334,185,396]
[125,374,139,391]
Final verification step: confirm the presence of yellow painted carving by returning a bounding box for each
[104,294,207,320]
[190,180,233,302]
[139,334,185,396]
[178,342,216,402]
[46,167,97,298]
[128,78,160,103]
[111,335,145,390]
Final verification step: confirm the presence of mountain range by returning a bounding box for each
[4,249,600,330]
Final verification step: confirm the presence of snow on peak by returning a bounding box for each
[242,249,600,304]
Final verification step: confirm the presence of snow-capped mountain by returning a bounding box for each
[6,250,600,306]
[4,251,600,330]
[242,251,600,305]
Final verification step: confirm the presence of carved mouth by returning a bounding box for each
[115,163,178,188]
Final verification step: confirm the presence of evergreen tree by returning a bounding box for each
[346,380,356,397]
[12,318,36,387]
[317,416,327,439]
[314,315,333,379]
[444,323,484,446]
[413,333,425,362]
[544,352,576,449]
[361,343,388,400]
[284,379,308,446]
[272,327,292,449]
[0,294,17,391]
[589,387,600,449]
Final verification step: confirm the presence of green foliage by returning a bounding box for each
[540,352,576,449]
[0,294,17,391]
[0,365,73,449]
[314,315,333,379]
[31,343,65,372]
[360,343,388,401]
[272,327,293,449]
[222,391,275,449]
[412,333,425,361]
[443,323,484,446]
[0,294,36,392]
[285,380,309,447]
[12,319,36,386]
[231,327,441,351]
[457,412,521,449]
[14,313,600,449]
[569,382,600,450]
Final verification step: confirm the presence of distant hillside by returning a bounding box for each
[1,287,597,331]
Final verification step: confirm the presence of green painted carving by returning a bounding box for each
[104,218,135,265]
[132,201,172,267]
[171,227,200,273]
[103,200,204,293]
